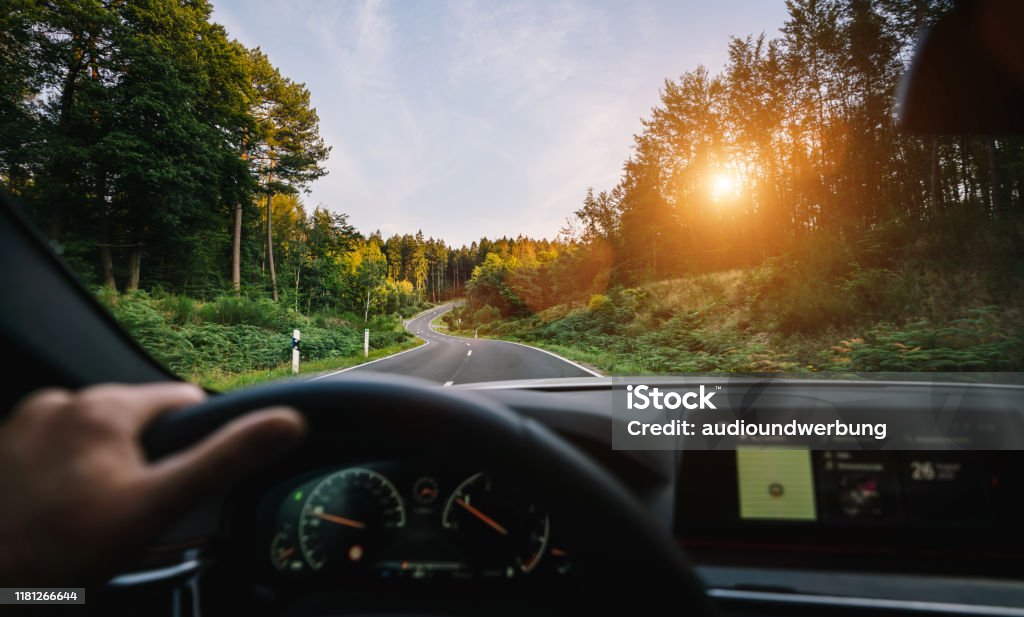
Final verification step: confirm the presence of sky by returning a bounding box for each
[211,0,791,246]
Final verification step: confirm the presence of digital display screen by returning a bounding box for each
[736,449,817,521]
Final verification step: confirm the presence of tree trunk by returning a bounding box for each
[232,203,242,294]
[99,216,117,292]
[959,136,972,205]
[96,170,117,291]
[233,136,249,295]
[364,289,371,323]
[127,246,142,292]
[265,158,279,302]
[929,137,941,212]
[987,138,1003,219]
[266,192,278,301]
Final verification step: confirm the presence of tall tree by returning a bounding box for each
[246,48,329,301]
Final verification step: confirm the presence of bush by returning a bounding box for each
[99,292,412,380]
[197,295,306,330]
[830,307,1024,372]
[157,293,198,325]
[473,305,501,326]
[107,293,196,375]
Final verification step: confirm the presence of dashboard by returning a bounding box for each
[472,380,1024,577]
[124,378,1024,615]
[250,461,570,582]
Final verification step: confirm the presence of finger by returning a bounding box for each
[138,407,305,524]
[76,382,206,434]
[11,388,73,417]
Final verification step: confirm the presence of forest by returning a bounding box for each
[0,1,547,385]
[2,0,1023,383]
[445,0,1024,375]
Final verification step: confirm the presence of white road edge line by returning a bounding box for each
[311,338,431,380]
[425,303,603,378]
[311,303,454,381]
[495,339,603,377]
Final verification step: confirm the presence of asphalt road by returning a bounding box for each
[315,303,598,385]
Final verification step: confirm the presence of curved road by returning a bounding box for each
[315,303,598,385]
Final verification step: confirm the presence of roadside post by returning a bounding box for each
[364,328,370,358]
[291,329,300,374]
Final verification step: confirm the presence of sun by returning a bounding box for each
[709,171,740,202]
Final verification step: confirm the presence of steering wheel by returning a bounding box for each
[143,373,715,615]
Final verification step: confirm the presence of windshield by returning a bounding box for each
[2,0,1021,389]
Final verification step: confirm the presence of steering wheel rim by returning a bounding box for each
[143,373,715,614]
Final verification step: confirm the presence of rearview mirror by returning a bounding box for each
[898,0,1024,134]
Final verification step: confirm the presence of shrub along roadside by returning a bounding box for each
[201,338,424,391]
[100,291,416,388]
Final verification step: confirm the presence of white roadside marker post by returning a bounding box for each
[292,329,301,374]
[364,328,369,358]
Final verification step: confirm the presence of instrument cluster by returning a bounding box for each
[257,461,570,581]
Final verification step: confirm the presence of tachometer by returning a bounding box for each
[270,526,302,572]
[298,467,406,571]
[441,472,550,576]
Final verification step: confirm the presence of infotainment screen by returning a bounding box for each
[736,449,817,521]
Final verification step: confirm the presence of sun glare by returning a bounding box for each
[709,171,740,202]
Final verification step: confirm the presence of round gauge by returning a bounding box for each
[270,527,302,572]
[412,476,439,505]
[298,468,406,571]
[441,472,550,575]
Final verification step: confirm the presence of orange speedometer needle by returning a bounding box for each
[455,498,508,536]
[314,512,367,529]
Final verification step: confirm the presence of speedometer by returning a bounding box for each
[298,468,406,571]
[442,472,550,576]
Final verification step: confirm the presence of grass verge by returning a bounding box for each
[430,312,450,332]
[199,338,425,391]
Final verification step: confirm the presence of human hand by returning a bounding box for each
[0,383,305,585]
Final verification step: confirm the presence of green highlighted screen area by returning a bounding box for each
[736,449,817,521]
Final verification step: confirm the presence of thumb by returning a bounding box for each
[140,407,305,525]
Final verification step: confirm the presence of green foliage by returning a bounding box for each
[472,305,501,327]
[461,227,1024,375]
[107,293,197,375]
[196,295,303,330]
[101,292,410,383]
[465,253,524,315]
[830,308,1024,372]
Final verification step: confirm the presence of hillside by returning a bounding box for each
[446,220,1024,376]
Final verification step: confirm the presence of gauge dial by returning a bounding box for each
[298,468,406,571]
[441,472,550,575]
[413,476,440,505]
[270,527,302,572]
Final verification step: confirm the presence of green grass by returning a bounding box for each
[429,312,450,332]
[201,338,425,391]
